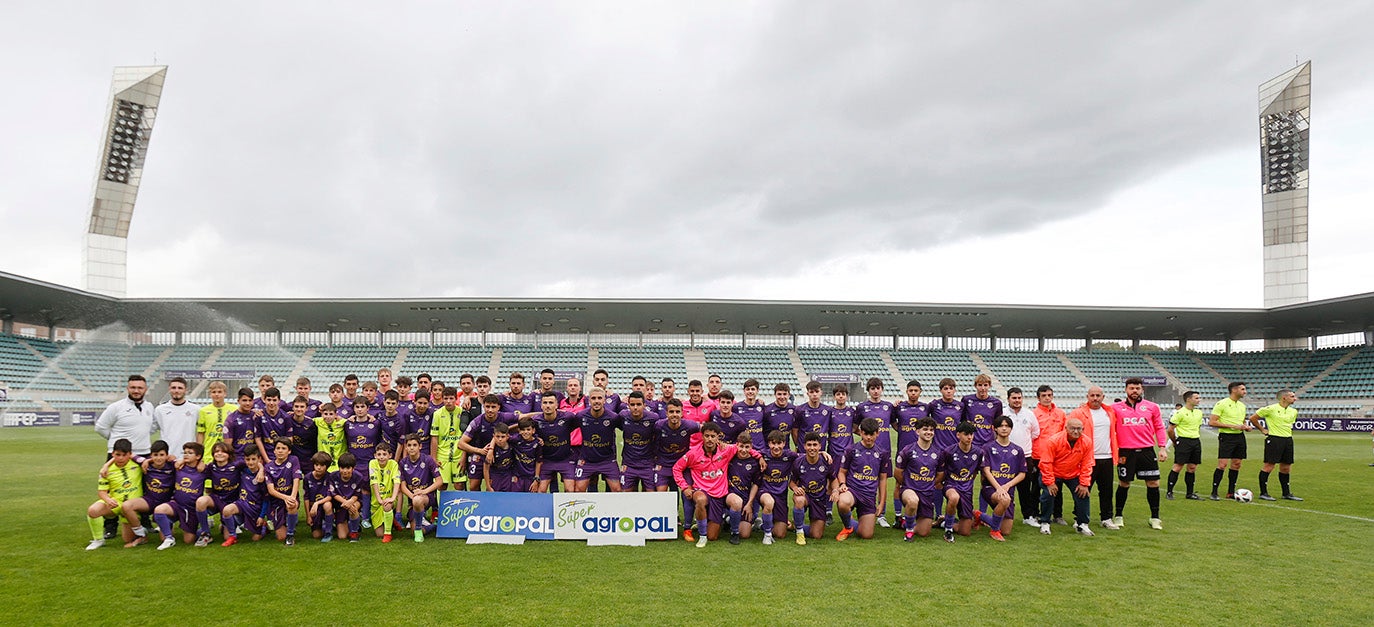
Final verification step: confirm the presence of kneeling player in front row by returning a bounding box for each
[98,439,176,548]
[834,418,890,541]
[302,452,336,543]
[197,442,241,547]
[975,417,1027,541]
[935,422,982,543]
[152,442,208,550]
[369,442,401,542]
[219,448,268,545]
[264,438,304,546]
[725,434,761,542]
[790,432,837,545]
[398,434,441,542]
[673,422,763,547]
[84,438,146,550]
[330,453,367,541]
[895,418,941,541]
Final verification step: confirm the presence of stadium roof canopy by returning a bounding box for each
[2,270,1372,341]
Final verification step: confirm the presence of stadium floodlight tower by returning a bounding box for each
[82,66,167,297]
[1259,61,1310,349]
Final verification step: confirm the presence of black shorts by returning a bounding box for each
[1263,436,1295,465]
[1173,437,1202,465]
[1217,433,1247,460]
[1116,447,1161,481]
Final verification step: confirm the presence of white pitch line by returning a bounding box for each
[1250,502,1374,523]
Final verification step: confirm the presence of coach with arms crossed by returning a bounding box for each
[94,375,156,537]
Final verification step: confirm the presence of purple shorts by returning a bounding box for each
[980,485,1016,519]
[947,486,974,521]
[761,488,789,522]
[620,466,657,491]
[575,459,620,482]
[466,458,484,479]
[231,499,265,536]
[207,492,235,514]
[538,458,574,482]
[265,498,290,529]
[804,492,831,523]
[904,488,939,520]
[168,502,200,535]
[144,489,173,509]
[513,476,536,493]
[851,488,879,517]
[490,474,521,492]
[706,495,727,524]
[307,502,331,530]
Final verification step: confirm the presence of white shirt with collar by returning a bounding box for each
[95,396,156,454]
[154,399,202,452]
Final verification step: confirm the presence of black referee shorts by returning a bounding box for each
[1263,435,1295,465]
[1217,433,1247,460]
[1173,437,1202,465]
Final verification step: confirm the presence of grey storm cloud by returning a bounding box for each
[1,1,1372,298]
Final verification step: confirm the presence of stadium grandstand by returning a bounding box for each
[2,270,1372,430]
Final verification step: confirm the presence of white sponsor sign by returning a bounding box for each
[551,492,678,540]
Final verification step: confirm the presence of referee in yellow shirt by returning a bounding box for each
[1166,392,1205,500]
[1248,389,1303,501]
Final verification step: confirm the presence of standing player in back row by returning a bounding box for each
[1111,378,1168,530]
[892,380,927,527]
[855,378,895,527]
[1209,382,1252,500]
[1250,389,1303,502]
[962,374,1003,449]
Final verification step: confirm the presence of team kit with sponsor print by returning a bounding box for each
[82,368,1308,550]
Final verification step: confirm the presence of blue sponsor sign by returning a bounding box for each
[2,411,60,427]
[435,490,555,540]
[1287,418,1374,433]
[1124,376,1168,386]
[810,373,860,385]
[72,411,98,426]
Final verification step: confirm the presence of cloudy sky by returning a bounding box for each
[1,1,1372,308]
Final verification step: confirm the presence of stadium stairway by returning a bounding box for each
[683,348,709,384]
[138,347,175,381]
[1054,354,1095,391]
[486,348,503,380]
[785,351,810,389]
[879,352,906,387]
[15,339,92,394]
[285,348,317,387]
[586,347,600,376]
[1296,348,1360,396]
[966,353,1007,397]
[187,347,225,399]
[1138,354,1189,397]
[1190,356,1230,389]
[390,348,408,376]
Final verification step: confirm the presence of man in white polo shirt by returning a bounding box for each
[1002,387,1040,525]
[153,376,201,452]
[94,374,156,537]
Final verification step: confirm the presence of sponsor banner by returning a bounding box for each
[435,491,554,540]
[1124,376,1168,386]
[552,492,679,540]
[72,411,99,426]
[2,411,61,427]
[164,370,256,380]
[1288,418,1374,433]
[809,373,860,385]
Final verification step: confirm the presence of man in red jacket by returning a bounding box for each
[1038,418,1096,537]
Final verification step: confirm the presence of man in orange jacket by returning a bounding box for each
[1038,418,1096,537]
[1030,386,1068,526]
[1067,387,1120,530]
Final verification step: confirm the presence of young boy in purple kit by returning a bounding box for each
[302,451,335,543]
[264,438,303,546]
[510,418,544,492]
[329,452,367,542]
[724,433,761,541]
[834,418,890,541]
[398,434,441,542]
[976,416,1027,542]
[936,421,983,543]
[152,442,208,550]
[789,432,837,545]
[895,418,941,541]
[755,430,798,544]
[485,423,521,492]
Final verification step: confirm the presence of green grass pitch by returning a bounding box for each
[2,427,1371,625]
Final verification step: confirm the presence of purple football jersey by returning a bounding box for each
[399,453,440,493]
[575,409,621,464]
[464,412,519,450]
[224,411,258,460]
[653,418,700,467]
[499,393,537,414]
[732,400,768,450]
[794,403,832,451]
[893,401,929,453]
[927,399,963,453]
[511,435,543,479]
[726,455,761,499]
[827,405,856,460]
[841,442,891,497]
[344,417,381,465]
[407,407,434,446]
[962,394,1004,448]
[645,399,667,418]
[238,467,267,505]
[937,445,983,492]
[602,393,623,416]
[535,411,582,462]
[257,410,292,445]
[264,457,302,495]
[172,464,207,508]
[619,410,659,468]
[486,444,518,482]
[142,461,176,505]
[761,402,797,442]
[791,454,838,498]
[756,449,798,496]
[981,441,1027,487]
[207,460,241,497]
[288,415,318,465]
[709,409,749,446]
[377,411,409,450]
[855,400,895,452]
[302,470,333,502]
[896,442,941,493]
[328,469,366,501]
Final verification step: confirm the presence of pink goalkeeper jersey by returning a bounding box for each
[1111,399,1167,450]
[672,443,757,498]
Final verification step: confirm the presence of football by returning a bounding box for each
[1235,488,1254,503]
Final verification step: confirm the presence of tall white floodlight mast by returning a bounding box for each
[83,66,167,297]
[1259,61,1310,350]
